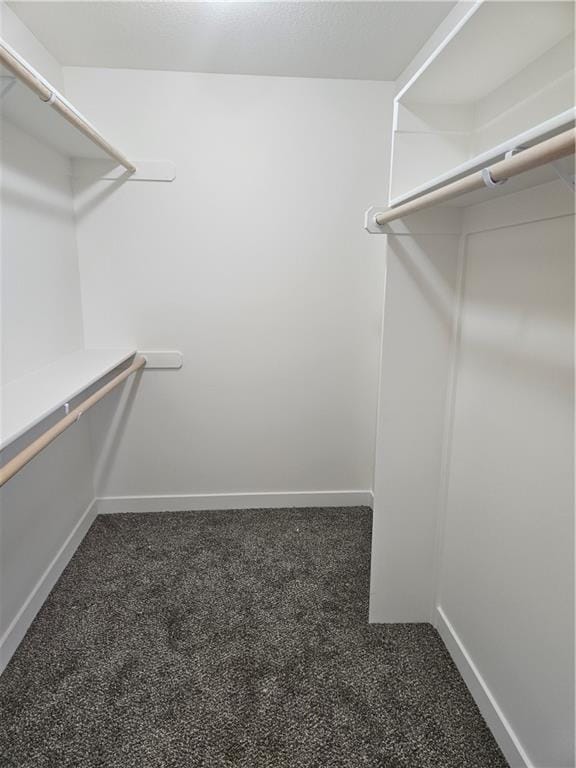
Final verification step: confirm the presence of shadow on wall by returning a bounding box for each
[388,234,458,332]
[87,369,143,496]
[73,177,128,221]
[389,227,574,396]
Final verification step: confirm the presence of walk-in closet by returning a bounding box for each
[0,2,574,767]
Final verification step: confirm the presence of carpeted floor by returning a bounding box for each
[0,507,508,768]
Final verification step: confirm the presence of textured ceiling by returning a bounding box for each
[8,1,456,80]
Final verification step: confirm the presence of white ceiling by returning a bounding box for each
[8,1,456,81]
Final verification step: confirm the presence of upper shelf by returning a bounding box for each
[401,1,573,105]
[0,348,137,451]
[0,38,134,171]
[390,0,575,205]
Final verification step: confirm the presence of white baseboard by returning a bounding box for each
[436,606,532,768]
[0,499,98,675]
[95,490,373,515]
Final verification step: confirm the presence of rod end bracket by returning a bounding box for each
[364,205,388,234]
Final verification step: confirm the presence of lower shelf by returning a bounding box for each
[0,348,136,451]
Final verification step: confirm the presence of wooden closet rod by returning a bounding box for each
[0,356,146,489]
[375,127,576,226]
[0,39,136,173]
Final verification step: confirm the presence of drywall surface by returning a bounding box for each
[438,180,574,768]
[0,120,94,660]
[0,11,94,666]
[0,424,94,667]
[0,122,83,381]
[369,227,460,622]
[65,68,392,501]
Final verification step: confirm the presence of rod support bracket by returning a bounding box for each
[481,167,507,189]
[482,145,525,189]
[364,205,388,234]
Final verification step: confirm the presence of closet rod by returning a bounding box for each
[0,39,136,173]
[375,127,576,226]
[0,356,146,489]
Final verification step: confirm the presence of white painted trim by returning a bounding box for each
[0,498,98,674]
[436,606,533,768]
[432,235,467,620]
[387,98,399,205]
[95,490,373,515]
[395,0,481,102]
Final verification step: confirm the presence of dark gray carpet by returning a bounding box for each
[0,507,508,768]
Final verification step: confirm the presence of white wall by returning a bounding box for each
[370,1,575,761]
[370,179,574,767]
[64,67,393,507]
[0,121,83,381]
[0,4,95,670]
[436,180,574,768]
[369,219,460,622]
[0,13,393,669]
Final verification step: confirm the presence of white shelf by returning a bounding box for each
[0,348,136,451]
[0,39,133,170]
[390,0,575,204]
[390,109,576,206]
[0,71,173,181]
[400,1,573,105]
